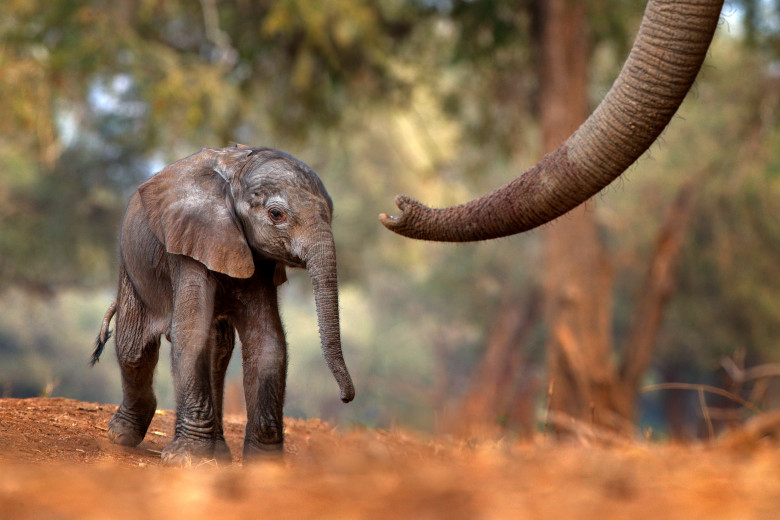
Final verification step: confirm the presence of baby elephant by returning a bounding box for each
[92,145,355,466]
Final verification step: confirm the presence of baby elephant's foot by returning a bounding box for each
[107,403,156,447]
[243,440,284,463]
[161,437,217,467]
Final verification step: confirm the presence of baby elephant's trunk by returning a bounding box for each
[305,228,355,403]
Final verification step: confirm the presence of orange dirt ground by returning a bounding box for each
[1,397,779,519]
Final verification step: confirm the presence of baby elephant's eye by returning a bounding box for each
[268,207,286,223]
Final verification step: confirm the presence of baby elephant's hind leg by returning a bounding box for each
[107,269,161,447]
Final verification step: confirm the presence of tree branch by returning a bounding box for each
[619,180,698,392]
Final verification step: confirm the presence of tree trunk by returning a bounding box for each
[540,0,625,430]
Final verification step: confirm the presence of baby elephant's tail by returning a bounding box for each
[90,301,117,366]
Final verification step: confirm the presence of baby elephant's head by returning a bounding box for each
[229,148,334,271]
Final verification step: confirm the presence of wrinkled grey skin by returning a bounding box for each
[92,145,354,466]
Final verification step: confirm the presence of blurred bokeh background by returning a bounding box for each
[1,0,779,440]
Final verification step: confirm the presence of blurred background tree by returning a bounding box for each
[1,0,779,439]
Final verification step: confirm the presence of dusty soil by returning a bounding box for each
[1,398,779,519]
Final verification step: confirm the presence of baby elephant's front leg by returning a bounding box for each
[238,301,288,460]
[162,263,221,467]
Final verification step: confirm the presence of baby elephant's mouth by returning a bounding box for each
[263,252,304,269]
[286,257,306,269]
[272,249,305,269]
[255,239,305,269]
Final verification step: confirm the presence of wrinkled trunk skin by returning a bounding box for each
[306,229,355,403]
[379,0,724,241]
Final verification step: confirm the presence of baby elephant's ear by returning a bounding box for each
[138,150,254,278]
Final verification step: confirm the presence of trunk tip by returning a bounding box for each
[379,195,421,235]
[340,383,355,403]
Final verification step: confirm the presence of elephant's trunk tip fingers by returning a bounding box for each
[379,195,419,231]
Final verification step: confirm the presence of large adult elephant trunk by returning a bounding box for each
[380,0,724,242]
[306,229,355,403]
